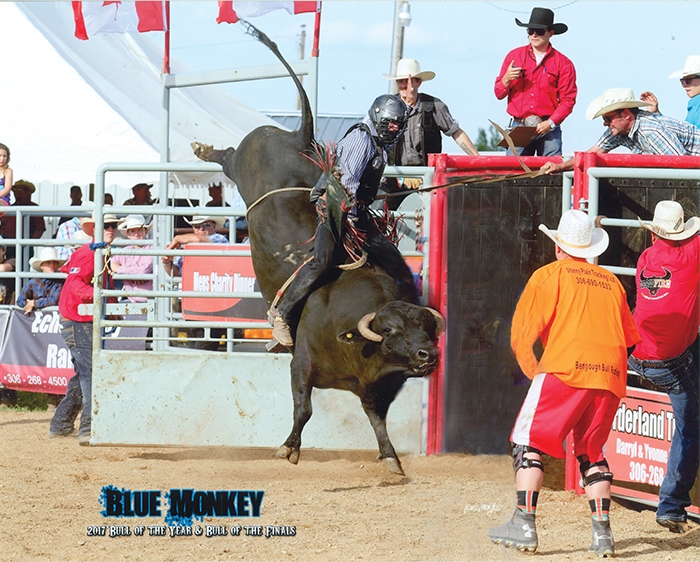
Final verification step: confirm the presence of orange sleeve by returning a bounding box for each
[511,266,558,379]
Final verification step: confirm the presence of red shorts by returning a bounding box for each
[510,373,619,461]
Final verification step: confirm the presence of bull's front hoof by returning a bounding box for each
[276,445,300,465]
[381,457,405,476]
[191,142,214,162]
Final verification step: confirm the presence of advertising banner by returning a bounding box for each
[180,244,268,323]
[0,309,73,394]
[606,386,699,516]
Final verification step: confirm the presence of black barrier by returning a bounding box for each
[443,175,700,455]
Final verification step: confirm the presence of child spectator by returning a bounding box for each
[17,247,66,314]
[0,143,13,206]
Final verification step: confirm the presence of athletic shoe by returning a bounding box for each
[589,519,614,557]
[488,509,537,552]
[78,434,91,446]
[656,518,691,534]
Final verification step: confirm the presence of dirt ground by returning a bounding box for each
[1,409,698,562]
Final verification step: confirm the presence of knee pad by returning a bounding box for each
[512,443,544,474]
[577,455,614,487]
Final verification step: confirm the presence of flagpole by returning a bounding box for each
[307,3,321,124]
[163,0,171,74]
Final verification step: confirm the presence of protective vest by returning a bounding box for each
[388,93,442,166]
[341,123,386,206]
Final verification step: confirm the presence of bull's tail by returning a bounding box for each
[241,20,314,147]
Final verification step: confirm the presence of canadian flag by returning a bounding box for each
[217,1,319,24]
[72,1,167,40]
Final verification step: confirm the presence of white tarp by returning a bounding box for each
[4,2,276,187]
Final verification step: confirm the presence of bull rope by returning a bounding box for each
[244,187,312,221]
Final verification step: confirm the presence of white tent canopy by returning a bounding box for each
[3,2,276,189]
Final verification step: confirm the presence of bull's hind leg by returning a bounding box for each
[277,353,313,465]
[360,375,406,476]
[190,142,234,166]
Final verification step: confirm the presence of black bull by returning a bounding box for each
[192,22,443,475]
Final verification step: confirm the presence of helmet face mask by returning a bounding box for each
[369,94,408,146]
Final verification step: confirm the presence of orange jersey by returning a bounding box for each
[511,258,640,399]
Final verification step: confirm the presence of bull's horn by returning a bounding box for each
[427,308,445,336]
[357,312,383,342]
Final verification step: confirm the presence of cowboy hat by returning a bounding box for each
[383,58,435,82]
[12,180,36,194]
[586,88,651,120]
[118,214,152,232]
[131,182,153,191]
[668,55,700,79]
[185,215,226,228]
[29,247,66,272]
[539,210,609,258]
[515,7,568,35]
[80,207,119,225]
[638,200,700,241]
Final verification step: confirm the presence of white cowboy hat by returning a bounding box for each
[668,55,700,79]
[29,247,66,271]
[185,215,226,228]
[638,200,700,241]
[118,214,151,232]
[80,206,119,226]
[539,210,609,258]
[586,88,651,121]
[383,58,435,82]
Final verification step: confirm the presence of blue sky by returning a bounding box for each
[167,0,700,155]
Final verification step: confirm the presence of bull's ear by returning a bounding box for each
[337,330,361,344]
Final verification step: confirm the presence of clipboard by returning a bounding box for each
[496,126,537,148]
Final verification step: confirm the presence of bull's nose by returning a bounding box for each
[416,349,432,362]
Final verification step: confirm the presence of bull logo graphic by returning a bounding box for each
[639,267,672,296]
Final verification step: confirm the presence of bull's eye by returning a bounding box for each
[345,332,353,339]
[383,327,392,334]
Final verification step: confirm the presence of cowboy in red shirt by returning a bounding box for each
[494,7,577,156]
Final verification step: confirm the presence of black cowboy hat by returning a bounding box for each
[515,7,568,34]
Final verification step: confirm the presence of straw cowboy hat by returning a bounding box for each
[585,88,651,121]
[185,215,226,227]
[118,214,152,232]
[668,55,700,79]
[638,200,700,241]
[383,58,435,81]
[29,247,66,272]
[515,7,568,34]
[539,209,609,258]
[79,207,119,227]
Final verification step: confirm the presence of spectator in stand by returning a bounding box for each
[0,180,46,252]
[104,193,114,206]
[205,183,228,208]
[17,247,65,314]
[0,142,13,207]
[57,186,83,228]
[494,7,577,156]
[628,201,700,534]
[162,215,227,277]
[54,216,89,261]
[17,246,67,411]
[111,215,153,302]
[544,88,700,174]
[640,55,700,130]
[49,208,118,444]
[123,183,155,206]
